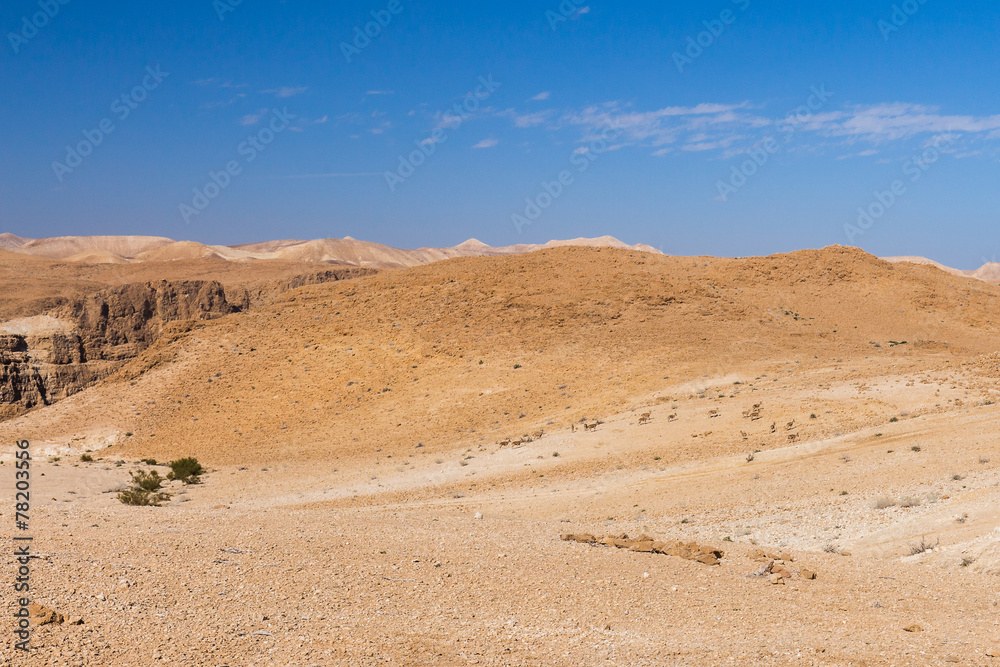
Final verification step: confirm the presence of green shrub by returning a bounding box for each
[141,458,159,466]
[80,454,94,462]
[131,470,164,492]
[167,457,204,484]
[118,488,169,506]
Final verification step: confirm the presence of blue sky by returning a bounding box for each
[2,1,999,267]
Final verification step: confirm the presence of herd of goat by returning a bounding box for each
[497,402,802,451]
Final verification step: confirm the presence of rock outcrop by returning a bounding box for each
[0,281,235,417]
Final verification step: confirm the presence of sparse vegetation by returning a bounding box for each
[142,458,159,466]
[118,470,170,506]
[889,417,899,423]
[961,557,976,567]
[980,456,991,464]
[80,454,94,462]
[822,544,841,554]
[952,473,966,481]
[899,496,923,508]
[907,536,937,556]
[911,446,922,452]
[873,497,897,510]
[167,457,204,484]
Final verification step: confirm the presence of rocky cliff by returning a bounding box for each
[0,281,235,418]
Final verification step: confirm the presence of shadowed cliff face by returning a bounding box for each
[0,281,236,417]
[50,280,237,362]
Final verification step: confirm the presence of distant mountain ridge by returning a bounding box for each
[0,234,661,268]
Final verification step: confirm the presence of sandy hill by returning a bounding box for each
[1,233,659,268]
[7,244,1000,664]
[8,244,1000,467]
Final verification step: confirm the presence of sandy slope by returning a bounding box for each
[3,246,1000,665]
[0,233,660,269]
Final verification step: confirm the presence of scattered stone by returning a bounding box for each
[769,574,784,585]
[67,616,84,626]
[473,512,483,520]
[840,551,852,557]
[800,570,817,580]
[29,603,65,626]
[561,533,724,565]
[986,648,1000,658]
[944,656,959,663]
[904,625,923,633]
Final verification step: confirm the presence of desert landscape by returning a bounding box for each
[3,236,1000,665]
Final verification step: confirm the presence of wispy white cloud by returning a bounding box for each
[261,86,308,98]
[472,138,499,149]
[238,109,268,126]
[496,99,1000,158]
[794,104,1000,143]
[366,90,395,96]
[531,92,551,101]
[498,109,554,128]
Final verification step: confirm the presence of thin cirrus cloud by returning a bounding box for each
[238,109,269,126]
[530,92,551,101]
[496,99,1000,158]
[260,86,309,98]
[472,138,499,149]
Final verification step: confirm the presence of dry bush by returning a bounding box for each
[873,497,897,510]
[907,536,937,556]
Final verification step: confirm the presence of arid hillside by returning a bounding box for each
[5,245,1000,467]
[6,244,1000,665]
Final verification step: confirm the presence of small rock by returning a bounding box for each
[95,593,106,601]
[840,551,852,557]
[769,574,784,585]
[800,570,817,580]
[67,616,84,626]
[944,656,959,663]
[473,512,483,520]
[904,625,923,633]
[29,603,64,626]
[987,648,1000,658]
